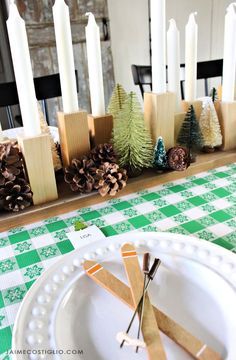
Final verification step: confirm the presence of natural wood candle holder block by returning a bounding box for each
[87,113,113,147]
[18,133,58,206]
[174,112,186,144]
[182,100,203,120]
[57,110,90,167]
[144,92,175,149]
[215,100,236,151]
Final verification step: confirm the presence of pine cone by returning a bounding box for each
[94,162,128,197]
[0,178,33,212]
[90,143,116,165]
[0,142,23,182]
[167,147,190,171]
[64,157,96,193]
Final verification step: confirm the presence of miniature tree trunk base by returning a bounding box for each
[126,166,143,178]
[202,146,215,153]
[190,153,197,163]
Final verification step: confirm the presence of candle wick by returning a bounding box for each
[227,3,236,13]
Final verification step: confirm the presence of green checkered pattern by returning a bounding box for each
[1,163,236,358]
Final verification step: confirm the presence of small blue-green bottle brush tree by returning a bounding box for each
[153,136,168,171]
[112,92,153,176]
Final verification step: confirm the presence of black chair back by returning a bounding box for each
[0,71,79,128]
[132,59,223,99]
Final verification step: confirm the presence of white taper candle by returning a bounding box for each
[185,12,198,102]
[222,3,236,102]
[7,0,41,137]
[150,0,166,93]
[53,0,78,113]
[85,12,105,116]
[167,19,181,111]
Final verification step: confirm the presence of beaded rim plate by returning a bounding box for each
[12,232,236,360]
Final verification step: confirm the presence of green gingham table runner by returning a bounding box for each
[1,163,236,359]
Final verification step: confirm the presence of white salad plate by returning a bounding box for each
[12,232,236,360]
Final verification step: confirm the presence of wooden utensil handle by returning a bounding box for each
[83,260,222,360]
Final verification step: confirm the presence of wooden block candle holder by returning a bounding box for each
[215,101,236,150]
[87,113,113,147]
[174,112,186,144]
[182,100,203,120]
[144,92,175,149]
[18,133,58,206]
[57,111,90,167]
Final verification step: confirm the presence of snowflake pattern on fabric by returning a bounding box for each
[5,287,25,303]
[43,217,60,224]
[225,207,236,216]
[157,189,172,196]
[90,219,106,227]
[201,204,216,213]
[227,219,236,228]
[173,214,190,224]
[63,217,82,227]
[77,208,92,215]
[129,197,146,205]
[123,209,138,218]
[176,201,193,211]
[8,227,24,234]
[14,242,32,253]
[137,189,149,195]
[99,207,116,215]
[197,230,215,241]
[152,199,168,207]
[146,211,165,222]
[198,217,217,227]
[113,222,133,233]
[24,265,43,279]
[142,225,158,232]
[53,230,69,241]
[180,191,194,198]
[204,183,217,190]
[0,238,8,248]
[182,182,196,189]
[39,246,58,258]
[224,232,236,245]
[29,227,48,237]
[169,227,189,235]
[0,260,16,273]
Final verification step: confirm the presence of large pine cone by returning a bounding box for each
[64,157,97,193]
[94,162,128,197]
[90,143,116,165]
[0,142,23,184]
[0,178,33,212]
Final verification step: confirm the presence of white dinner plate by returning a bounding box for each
[12,232,236,360]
